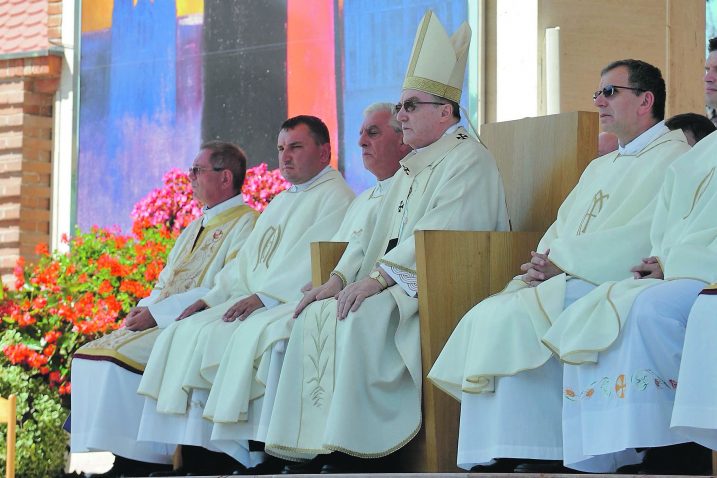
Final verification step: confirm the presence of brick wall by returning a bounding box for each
[0,0,62,285]
[0,55,61,283]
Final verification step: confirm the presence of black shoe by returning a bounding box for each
[148,467,197,477]
[513,459,574,473]
[470,458,522,473]
[629,443,712,475]
[280,457,326,474]
[235,457,287,475]
[88,455,172,477]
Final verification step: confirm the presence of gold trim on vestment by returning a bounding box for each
[683,166,715,219]
[377,259,416,275]
[403,76,462,103]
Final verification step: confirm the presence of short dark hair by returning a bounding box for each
[200,141,247,193]
[430,94,461,120]
[601,59,666,121]
[280,115,331,145]
[709,37,717,53]
[665,113,716,144]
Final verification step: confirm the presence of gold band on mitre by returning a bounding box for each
[402,10,471,103]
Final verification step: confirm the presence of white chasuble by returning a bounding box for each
[136,169,354,415]
[428,128,689,399]
[543,129,717,364]
[201,179,393,428]
[265,127,510,460]
[70,199,256,461]
[73,203,257,371]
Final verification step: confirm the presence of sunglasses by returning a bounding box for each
[188,166,223,177]
[593,85,647,101]
[394,99,446,114]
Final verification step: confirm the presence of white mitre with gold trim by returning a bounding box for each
[402,10,471,103]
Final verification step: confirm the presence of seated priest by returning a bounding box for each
[261,10,510,473]
[70,142,258,477]
[135,101,413,474]
[428,59,691,473]
[542,123,717,475]
[133,115,356,475]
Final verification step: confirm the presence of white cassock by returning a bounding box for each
[134,168,354,465]
[428,124,690,469]
[542,130,717,471]
[265,126,510,460]
[671,284,717,449]
[70,196,257,463]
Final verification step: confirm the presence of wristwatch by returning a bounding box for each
[369,270,388,290]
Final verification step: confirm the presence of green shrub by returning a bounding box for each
[0,357,68,478]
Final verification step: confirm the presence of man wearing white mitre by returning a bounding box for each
[262,10,509,473]
[429,59,690,473]
[133,116,355,473]
[71,142,258,477]
[133,103,410,471]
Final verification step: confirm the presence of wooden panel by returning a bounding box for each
[309,242,347,287]
[404,230,540,472]
[2,394,15,478]
[481,111,598,235]
[666,0,706,116]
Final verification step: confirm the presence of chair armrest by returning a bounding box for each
[310,241,348,287]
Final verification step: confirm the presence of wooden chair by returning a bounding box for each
[310,111,599,472]
[0,394,16,478]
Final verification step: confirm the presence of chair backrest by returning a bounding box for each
[481,111,599,235]
[0,394,16,478]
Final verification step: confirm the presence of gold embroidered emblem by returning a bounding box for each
[683,167,715,219]
[212,229,224,241]
[253,225,282,271]
[577,190,610,235]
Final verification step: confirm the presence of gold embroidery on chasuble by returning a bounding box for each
[158,223,228,300]
[253,225,282,271]
[304,300,335,409]
[576,190,610,235]
[683,167,715,219]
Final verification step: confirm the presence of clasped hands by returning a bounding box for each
[520,249,563,287]
[294,269,394,320]
[175,294,264,324]
[630,256,663,280]
[124,306,157,331]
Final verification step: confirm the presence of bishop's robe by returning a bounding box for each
[136,169,354,422]
[196,178,395,462]
[428,127,689,399]
[264,127,510,460]
[70,196,257,463]
[540,130,717,470]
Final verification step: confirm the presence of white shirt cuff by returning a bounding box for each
[256,293,280,309]
[380,265,418,298]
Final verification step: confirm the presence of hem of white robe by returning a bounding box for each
[70,358,173,464]
[672,406,717,450]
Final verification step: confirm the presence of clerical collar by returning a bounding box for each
[618,121,668,156]
[287,165,333,193]
[201,194,246,226]
[414,122,461,153]
[371,176,395,198]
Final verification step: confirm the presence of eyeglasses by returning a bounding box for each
[394,99,446,114]
[188,166,223,177]
[592,85,646,101]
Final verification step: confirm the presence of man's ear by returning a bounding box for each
[222,169,234,189]
[638,91,655,117]
[320,142,332,165]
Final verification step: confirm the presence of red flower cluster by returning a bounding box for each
[1,164,284,397]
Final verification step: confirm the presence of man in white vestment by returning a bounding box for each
[262,10,509,473]
[128,104,409,473]
[133,116,355,475]
[70,142,258,477]
[665,113,715,146]
[542,128,717,474]
[429,59,690,473]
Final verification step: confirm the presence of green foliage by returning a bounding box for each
[0,358,68,478]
